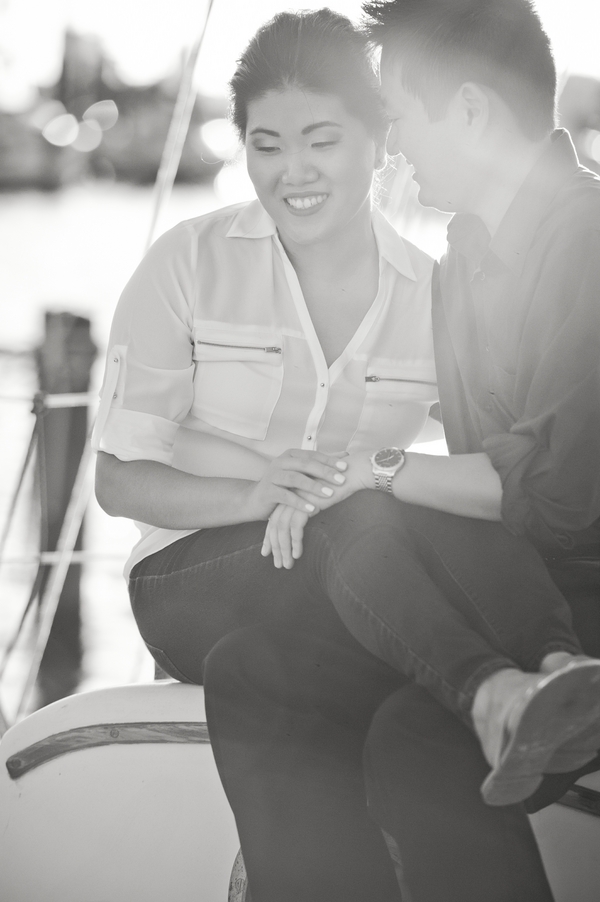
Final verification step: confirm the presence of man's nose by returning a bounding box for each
[281,150,318,185]
[386,122,402,158]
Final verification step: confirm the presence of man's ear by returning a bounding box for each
[452,82,489,140]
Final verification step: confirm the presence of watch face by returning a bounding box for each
[373,447,404,469]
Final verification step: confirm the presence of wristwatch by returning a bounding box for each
[370,447,406,492]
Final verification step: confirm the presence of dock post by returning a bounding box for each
[34,312,97,708]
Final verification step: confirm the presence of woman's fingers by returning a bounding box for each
[250,449,349,522]
[289,509,308,561]
[280,450,348,486]
[264,504,288,568]
[268,459,347,506]
[262,504,309,569]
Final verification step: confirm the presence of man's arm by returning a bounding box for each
[344,450,503,520]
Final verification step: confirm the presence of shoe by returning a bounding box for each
[478,660,600,806]
[543,716,600,773]
[524,750,600,813]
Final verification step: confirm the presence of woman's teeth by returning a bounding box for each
[285,195,327,210]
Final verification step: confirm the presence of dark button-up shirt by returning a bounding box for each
[433,129,600,553]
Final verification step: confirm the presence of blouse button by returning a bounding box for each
[307,435,312,441]
[319,383,325,388]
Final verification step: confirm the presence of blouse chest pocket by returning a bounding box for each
[350,362,438,452]
[191,322,284,441]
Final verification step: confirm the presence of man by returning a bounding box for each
[359,0,600,897]
[204,1,600,899]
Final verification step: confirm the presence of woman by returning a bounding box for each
[94,9,600,899]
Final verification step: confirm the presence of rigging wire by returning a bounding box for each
[145,0,217,253]
[1,3,218,724]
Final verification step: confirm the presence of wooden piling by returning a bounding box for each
[34,312,97,708]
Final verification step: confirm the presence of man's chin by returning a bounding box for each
[416,185,453,214]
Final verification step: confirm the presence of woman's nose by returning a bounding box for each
[281,150,318,185]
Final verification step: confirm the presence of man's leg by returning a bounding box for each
[204,623,404,902]
[364,684,556,902]
[302,491,581,722]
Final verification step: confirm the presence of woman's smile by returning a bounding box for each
[284,194,329,213]
[245,89,378,249]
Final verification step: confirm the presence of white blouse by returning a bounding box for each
[92,199,437,575]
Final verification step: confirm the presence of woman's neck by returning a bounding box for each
[278,209,381,367]
[280,210,377,286]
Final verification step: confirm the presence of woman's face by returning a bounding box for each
[245,89,380,250]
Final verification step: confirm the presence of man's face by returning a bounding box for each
[380,51,470,213]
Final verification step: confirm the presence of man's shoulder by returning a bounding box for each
[549,165,600,231]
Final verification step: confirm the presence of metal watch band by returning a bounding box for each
[374,472,394,493]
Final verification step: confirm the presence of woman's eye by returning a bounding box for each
[255,145,280,154]
[312,140,338,149]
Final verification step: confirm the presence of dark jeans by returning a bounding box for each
[127,491,585,902]
[129,490,580,723]
[204,624,555,902]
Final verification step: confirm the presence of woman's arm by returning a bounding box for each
[95,449,348,530]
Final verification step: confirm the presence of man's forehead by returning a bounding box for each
[379,52,410,111]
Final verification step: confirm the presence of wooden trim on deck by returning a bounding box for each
[5,721,210,780]
[557,783,600,819]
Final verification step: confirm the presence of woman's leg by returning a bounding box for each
[204,624,404,902]
[127,519,354,683]
[129,523,406,901]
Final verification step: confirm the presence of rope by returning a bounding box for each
[0,392,97,407]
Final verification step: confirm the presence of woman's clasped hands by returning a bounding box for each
[259,449,370,569]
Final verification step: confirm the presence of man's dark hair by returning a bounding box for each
[229,8,388,145]
[363,0,557,139]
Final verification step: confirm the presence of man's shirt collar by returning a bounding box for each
[446,129,581,276]
[225,199,417,282]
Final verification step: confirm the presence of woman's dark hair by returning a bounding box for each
[363,0,557,140]
[229,8,388,144]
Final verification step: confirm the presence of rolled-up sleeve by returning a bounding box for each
[483,229,600,547]
[91,224,196,464]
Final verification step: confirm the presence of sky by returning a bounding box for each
[1,0,600,110]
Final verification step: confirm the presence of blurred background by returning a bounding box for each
[1,0,600,724]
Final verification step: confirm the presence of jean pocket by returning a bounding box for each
[144,642,196,684]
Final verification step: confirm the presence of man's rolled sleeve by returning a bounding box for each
[483,232,600,547]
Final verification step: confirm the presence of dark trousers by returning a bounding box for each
[127,492,587,901]
[129,491,579,722]
[204,624,556,902]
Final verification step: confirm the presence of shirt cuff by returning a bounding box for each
[92,407,179,465]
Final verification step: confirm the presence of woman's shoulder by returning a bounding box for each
[147,200,269,258]
[372,207,435,282]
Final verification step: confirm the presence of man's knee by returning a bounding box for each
[309,490,411,551]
